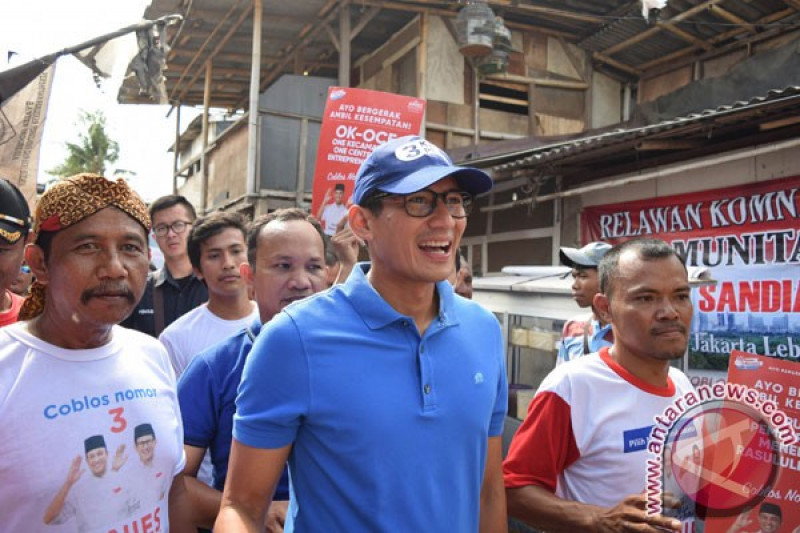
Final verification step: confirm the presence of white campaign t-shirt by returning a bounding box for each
[159,303,258,378]
[0,323,185,533]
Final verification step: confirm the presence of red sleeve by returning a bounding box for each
[503,391,580,492]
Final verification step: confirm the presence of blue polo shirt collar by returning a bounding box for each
[342,262,459,330]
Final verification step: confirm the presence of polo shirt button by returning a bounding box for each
[420,345,425,353]
[424,384,432,394]
[402,320,409,327]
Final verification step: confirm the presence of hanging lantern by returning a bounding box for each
[455,1,495,57]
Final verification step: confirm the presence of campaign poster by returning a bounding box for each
[702,351,800,532]
[582,176,800,387]
[311,87,425,236]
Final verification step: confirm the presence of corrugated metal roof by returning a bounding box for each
[461,86,800,173]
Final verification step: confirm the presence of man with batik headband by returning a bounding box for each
[0,178,32,326]
[0,173,192,532]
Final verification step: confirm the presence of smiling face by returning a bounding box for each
[194,227,249,300]
[86,447,109,477]
[27,208,149,332]
[597,250,692,363]
[135,434,156,465]
[570,267,600,308]
[244,219,327,323]
[758,511,781,533]
[360,176,466,289]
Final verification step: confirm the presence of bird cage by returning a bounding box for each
[476,49,509,76]
[455,1,495,57]
[492,17,512,52]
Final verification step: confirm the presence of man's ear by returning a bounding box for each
[348,205,373,243]
[193,265,204,281]
[25,243,48,285]
[594,292,611,324]
[240,262,253,285]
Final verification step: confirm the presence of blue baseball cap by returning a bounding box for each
[559,241,612,268]
[352,135,493,205]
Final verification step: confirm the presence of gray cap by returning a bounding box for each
[559,241,612,268]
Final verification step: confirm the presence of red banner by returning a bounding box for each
[311,87,425,236]
[582,176,800,386]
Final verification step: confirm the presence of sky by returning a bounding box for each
[0,0,201,202]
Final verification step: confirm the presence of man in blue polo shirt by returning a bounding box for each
[177,208,328,529]
[216,135,508,532]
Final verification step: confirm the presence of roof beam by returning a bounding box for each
[168,0,245,100]
[602,0,723,57]
[639,8,795,72]
[709,4,754,33]
[235,0,341,108]
[175,2,254,103]
[659,23,713,51]
[356,0,576,40]
[351,6,381,40]
[592,51,642,77]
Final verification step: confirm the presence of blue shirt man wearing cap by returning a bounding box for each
[0,179,32,327]
[556,241,614,365]
[216,136,509,532]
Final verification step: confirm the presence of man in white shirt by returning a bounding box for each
[159,211,258,378]
[505,238,694,533]
[158,211,258,487]
[0,173,191,532]
[317,183,349,236]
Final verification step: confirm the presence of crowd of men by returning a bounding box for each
[0,133,780,532]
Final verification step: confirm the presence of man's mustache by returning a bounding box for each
[80,283,136,304]
[651,322,687,335]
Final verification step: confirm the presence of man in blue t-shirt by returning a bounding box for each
[216,136,508,532]
[177,208,328,529]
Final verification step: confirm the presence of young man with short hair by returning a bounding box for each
[556,241,614,365]
[122,195,208,337]
[0,178,31,326]
[217,136,508,532]
[159,211,258,377]
[178,208,329,529]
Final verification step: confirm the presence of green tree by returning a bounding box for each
[48,110,119,177]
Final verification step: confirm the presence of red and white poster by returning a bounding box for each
[701,351,800,532]
[311,87,425,236]
[582,176,800,387]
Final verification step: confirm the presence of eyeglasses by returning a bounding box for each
[373,189,473,218]
[153,220,191,237]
